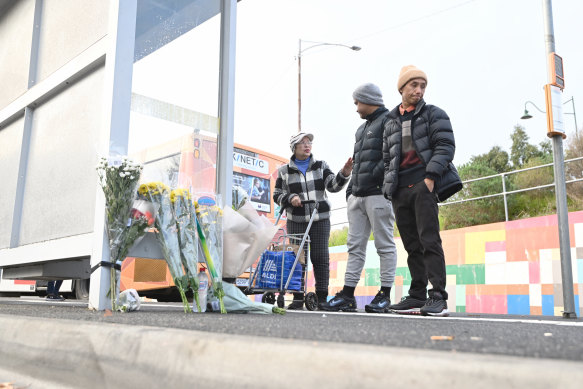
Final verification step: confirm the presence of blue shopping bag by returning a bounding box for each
[256,250,302,290]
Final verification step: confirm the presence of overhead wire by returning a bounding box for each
[354,0,481,43]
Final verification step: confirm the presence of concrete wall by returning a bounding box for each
[19,67,105,244]
[0,0,34,111]
[0,0,108,255]
[0,116,24,248]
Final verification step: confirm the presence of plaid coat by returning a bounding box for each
[274,155,349,223]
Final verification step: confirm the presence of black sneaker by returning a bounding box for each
[319,291,357,312]
[287,300,304,310]
[46,294,65,301]
[420,295,449,317]
[365,290,391,313]
[389,295,425,314]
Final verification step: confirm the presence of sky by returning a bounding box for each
[231,0,583,226]
[128,0,583,228]
[233,0,583,169]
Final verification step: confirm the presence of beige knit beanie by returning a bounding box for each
[397,65,427,92]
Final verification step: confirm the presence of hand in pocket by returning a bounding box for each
[424,178,434,193]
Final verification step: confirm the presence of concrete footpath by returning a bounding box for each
[2,310,583,388]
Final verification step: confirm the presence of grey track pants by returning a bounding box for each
[344,194,397,288]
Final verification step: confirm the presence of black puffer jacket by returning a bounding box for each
[346,107,390,199]
[382,99,462,202]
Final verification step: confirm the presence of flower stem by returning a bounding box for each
[193,292,202,313]
[177,283,192,313]
[110,265,116,312]
[219,297,226,314]
[272,307,286,315]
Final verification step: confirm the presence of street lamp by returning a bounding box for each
[541,0,576,319]
[297,39,361,132]
[520,97,578,134]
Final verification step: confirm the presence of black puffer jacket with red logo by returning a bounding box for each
[382,99,462,202]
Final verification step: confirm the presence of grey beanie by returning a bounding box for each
[352,83,383,106]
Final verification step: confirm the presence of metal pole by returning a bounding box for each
[502,173,508,222]
[216,0,237,209]
[90,0,137,311]
[297,39,302,132]
[543,0,577,318]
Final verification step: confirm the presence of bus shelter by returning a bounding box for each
[0,0,237,310]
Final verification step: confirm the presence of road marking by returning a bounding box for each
[294,310,583,327]
[6,297,583,326]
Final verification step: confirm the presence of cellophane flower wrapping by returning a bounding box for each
[221,283,285,315]
[232,185,249,211]
[138,182,192,313]
[96,156,151,311]
[171,188,202,312]
[194,199,226,313]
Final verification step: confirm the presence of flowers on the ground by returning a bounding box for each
[171,188,202,312]
[195,201,226,313]
[138,182,192,313]
[221,283,285,314]
[96,156,149,311]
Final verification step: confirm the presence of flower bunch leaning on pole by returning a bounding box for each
[138,182,192,313]
[171,188,203,312]
[96,156,153,312]
[195,201,226,313]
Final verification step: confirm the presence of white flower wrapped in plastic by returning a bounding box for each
[96,156,151,312]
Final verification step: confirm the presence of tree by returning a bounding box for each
[508,156,555,219]
[539,139,552,156]
[469,146,510,173]
[440,160,507,229]
[441,130,557,228]
[564,131,583,209]
[510,125,545,168]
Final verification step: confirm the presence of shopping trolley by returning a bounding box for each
[245,200,319,311]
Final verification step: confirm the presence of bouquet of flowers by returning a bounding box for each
[138,182,191,313]
[96,156,152,311]
[194,200,226,314]
[232,185,249,211]
[171,188,202,312]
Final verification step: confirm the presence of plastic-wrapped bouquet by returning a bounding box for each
[96,156,152,311]
[171,188,202,312]
[194,200,226,313]
[232,185,249,211]
[138,182,191,313]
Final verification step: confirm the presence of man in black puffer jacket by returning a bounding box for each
[382,65,462,317]
[321,83,398,313]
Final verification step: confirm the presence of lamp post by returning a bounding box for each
[521,97,578,134]
[297,39,361,132]
[542,0,577,318]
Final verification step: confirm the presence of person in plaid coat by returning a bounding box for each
[274,132,353,309]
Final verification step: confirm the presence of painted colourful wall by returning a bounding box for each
[307,211,583,317]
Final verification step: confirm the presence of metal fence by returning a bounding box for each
[330,156,583,228]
